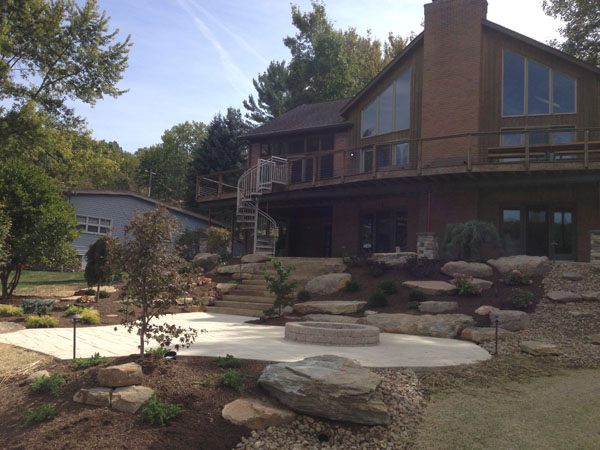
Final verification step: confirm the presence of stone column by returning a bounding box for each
[417,232,439,260]
[591,231,600,264]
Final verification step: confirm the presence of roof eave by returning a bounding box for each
[244,121,353,141]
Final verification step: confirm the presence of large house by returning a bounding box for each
[195,0,600,262]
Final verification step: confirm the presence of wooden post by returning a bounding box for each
[217,174,223,195]
[372,145,377,178]
[524,132,530,170]
[584,129,590,168]
[341,150,346,182]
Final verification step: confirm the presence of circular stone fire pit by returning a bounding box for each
[284,322,380,346]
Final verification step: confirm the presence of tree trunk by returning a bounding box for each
[0,267,9,298]
[96,280,101,302]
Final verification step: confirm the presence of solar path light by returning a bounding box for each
[67,313,82,359]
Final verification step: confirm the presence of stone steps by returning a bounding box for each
[205,306,263,317]
[224,294,274,304]
[213,300,268,311]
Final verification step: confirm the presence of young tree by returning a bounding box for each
[84,237,115,301]
[543,0,600,67]
[0,159,79,297]
[262,259,297,317]
[109,207,198,355]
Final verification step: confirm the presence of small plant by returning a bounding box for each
[296,289,311,301]
[408,289,426,303]
[0,304,22,316]
[73,353,109,369]
[263,259,298,316]
[31,373,65,396]
[178,264,192,274]
[366,260,386,277]
[214,354,242,369]
[206,226,231,258]
[146,347,171,357]
[23,404,58,427]
[443,220,501,262]
[345,279,360,292]
[141,392,184,426]
[64,305,85,317]
[379,280,398,295]
[84,288,96,296]
[368,290,388,307]
[503,269,533,286]
[99,290,111,299]
[80,308,100,324]
[453,273,482,296]
[25,315,58,328]
[20,298,53,316]
[408,301,420,310]
[216,368,244,391]
[511,289,534,309]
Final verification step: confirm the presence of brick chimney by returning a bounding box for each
[421,0,488,165]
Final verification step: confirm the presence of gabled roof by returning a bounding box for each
[244,98,352,140]
[483,20,600,75]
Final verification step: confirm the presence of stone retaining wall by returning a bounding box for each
[284,322,379,346]
[417,232,439,260]
[591,231,600,264]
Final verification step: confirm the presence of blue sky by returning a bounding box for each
[76,0,562,153]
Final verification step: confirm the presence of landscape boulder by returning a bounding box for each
[474,305,499,316]
[304,273,352,296]
[25,370,50,384]
[73,387,113,407]
[0,322,25,334]
[402,280,457,296]
[582,292,600,302]
[364,313,475,338]
[368,252,416,268]
[418,301,458,314]
[258,355,390,425]
[192,253,218,270]
[486,255,550,276]
[460,327,515,343]
[490,310,529,331]
[216,283,237,294]
[546,291,583,303]
[520,341,561,356]
[97,363,143,388]
[111,385,154,414]
[241,254,271,264]
[590,334,600,345]
[562,271,583,281]
[294,300,366,315]
[441,261,493,278]
[301,314,361,324]
[222,398,296,429]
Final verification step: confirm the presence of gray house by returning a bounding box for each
[66,189,214,269]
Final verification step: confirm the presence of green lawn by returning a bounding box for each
[13,270,86,296]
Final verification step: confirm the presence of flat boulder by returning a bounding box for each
[582,292,600,302]
[520,341,561,356]
[418,301,458,314]
[192,253,218,270]
[590,334,600,345]
[304,273,352,296]
[217,263,264,275]
[301,314,361,324]
[562,271,583,281]
[241,254,271,264]
[0,322,25,334]
[489,310,529,331]
[369,252,416,268]
[546,291,582,303]
[294,300,366,315]
[460,327,515,343]
[258,355,390,425]
[364,313,474,338]
[222,398,296,429]
[402,280,457,296]
[472,278,493,290]
[441,261,493,278]
[216,283,237,294]
[111,385,154,414]
[73,387,113,407]
[98,362,143,388]
[486,255,550,276]
[474,305,499,316]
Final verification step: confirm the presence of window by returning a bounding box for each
[77,215,111,235]
[307,136,319,153]
[321,134,335,151]
[361,68,411,137]
[288,139,304,154]
[319,154,334,179]
[502,49,576,116]
[361,147,373,173]
[290,159,313,184]
[501,209,521,255]
[375,143,410,170]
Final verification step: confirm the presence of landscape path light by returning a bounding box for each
[67,313,82,359]
[491,312,500,356]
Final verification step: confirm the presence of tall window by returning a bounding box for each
[502,49,576,116]
[361,68,411,137]
[77,216,111,235]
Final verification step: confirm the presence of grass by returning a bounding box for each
[414,368,600,450]
[14,270,86,296]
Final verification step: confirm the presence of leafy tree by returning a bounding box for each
[543,0,600,67]
[186,108,248,206]
[0,207,10,267]
[243,61,291,124]
[84,237,115,301]
[108,207,198,355]
[137,121,207,201]
[0,159,79,297]
[0,0,132,125]
[443,221,501,262]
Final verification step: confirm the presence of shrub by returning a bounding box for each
[206,226,231,258]
[85,236,117,301]
[23,404,58,427]
[511,289,534,309]
[20,298,53,316]
[25,315,58,328]
[379,280,398,295]
[178,264,192,275]
[64,305,85,317]
[453,273,482,296]
[443,221,500,262]
[0,304,22,316]
[31,373,65,396]
[408,301,420,310]
[345,280,360,292]
[368,290,388,307]
[406,257,437,278]
[141,392,184,426]
[84,288,96,296]
[296,289,311,301]
[408,289,426,303]
[73,353,109,369]
[503,269,533,286]
[80,308,100,324]
[216,369,244,391]
[366,260,386,277]
[146,347,170,357]
[214,354,242,369]
[99,290,111,299]
[263,259,297,316]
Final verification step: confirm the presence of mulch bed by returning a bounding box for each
[0,354,269,450]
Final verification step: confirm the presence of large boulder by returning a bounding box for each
[73,387,113,407]
[441,261,493,278]
[294,300,367,315]
[520,341,561,356]
[222,398,296,429]
[258,355,390,425]
[546,291,582,303]
[489,310,529,331]
[582,292,600,302]
[418,301,458,314]
[369,252,416,268]
[304,273,351,296]
[486,255,550,276]
[111,385,154,414]
[241,254,271,264]
[97,363,143,388]
[402,280,457,296]
[192,253,218,270]
[460,327,515,343]
[217,263,264,274]
[216,283,237,294]
[301,314,361,324]
[364,313,474,338]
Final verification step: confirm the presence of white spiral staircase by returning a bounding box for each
[237,157,288,255]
